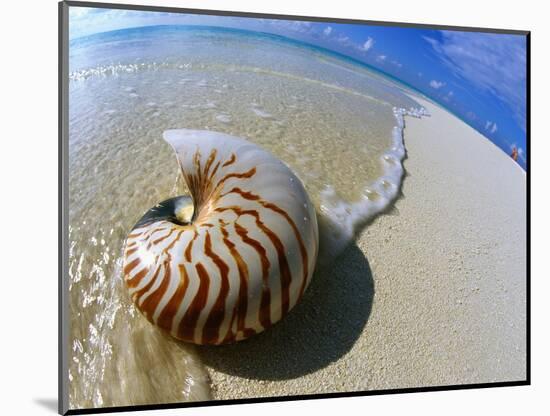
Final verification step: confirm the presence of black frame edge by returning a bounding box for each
[63,0,530,35]
[65,381,530,415]
[59,1,70,415]
[525,31,531,386]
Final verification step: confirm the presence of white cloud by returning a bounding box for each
[323,26,332,36]
[359,37,374,52]
[429,80,445,89]
[423,32,526,131]
[268,19,314,34]
[485,121,498,134]
[337,35,350,44]
[422,36,439,49]
[443,91,454,102]
[518,147,526,162]
[376,55,387,62]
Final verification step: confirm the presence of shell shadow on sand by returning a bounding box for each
[195,240,374,380]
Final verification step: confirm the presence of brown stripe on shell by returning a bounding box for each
[140,261,171,321]
[221,187,310,300]
[139,224,170,241]
[218,206,293,319]
[185,229,198,262]
[134,266,162,305]
[125,246,138,256]
[126,267,149,289]
[203,149,217,181]
[194,149,202,187]
[222,153,236,167]
[157,264,190,334]
[260,201,309,298]
[139,229,186,322]
[206,168,257,206]
[209,161,221,183]
[233,221,272,329]
[178,262,210,342]
[123,257,140,276]
[201,232,231,344]
[220,222,254,339]
[125,241,138,249]
[148,227,176,249]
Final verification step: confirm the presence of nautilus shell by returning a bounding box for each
[122,130,319,345]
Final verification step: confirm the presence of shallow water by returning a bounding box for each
[67,25,424,409]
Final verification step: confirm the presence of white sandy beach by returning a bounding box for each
[196,95,527,399]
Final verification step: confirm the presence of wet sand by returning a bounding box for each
[197,95,527,398]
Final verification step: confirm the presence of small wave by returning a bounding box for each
[318,105,429,259]
[69,62,390,106]
[69,62,195,81]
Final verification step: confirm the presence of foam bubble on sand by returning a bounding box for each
[146,102,157,107]
[123,86,135,93]
[69,63,147,80]
[215,114,232,123]
[197,79,208,87]
[128,93,139,98]
[69,61,200,81]
[319,105,429,258]
[251,104,273,119]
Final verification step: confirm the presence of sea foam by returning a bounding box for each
[318,106,429,259]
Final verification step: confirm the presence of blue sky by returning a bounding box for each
[69,7,527,167]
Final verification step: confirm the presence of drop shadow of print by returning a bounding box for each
[196,241,374,380]
[33,398,58,413]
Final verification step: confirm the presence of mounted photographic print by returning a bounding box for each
[59,1,529,414]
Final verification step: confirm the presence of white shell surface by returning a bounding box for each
[122,129,318,344]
